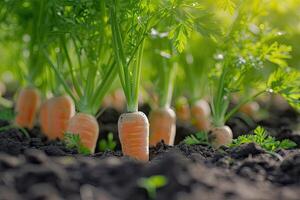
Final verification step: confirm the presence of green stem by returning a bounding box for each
[91,62,118,114]
[224,90,265,122]
[110,5,128,99]
[43,50,76,103]
[60,36,82,97]
[131,40,145,112]
[160,61,177,108]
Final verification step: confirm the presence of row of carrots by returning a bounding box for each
[12,86,261,161]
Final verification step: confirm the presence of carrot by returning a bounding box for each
[102,95,112,108]
[239,101,260,117]
[15,87,40,129]
[67,113,99,153]
[40,95,75,139]
[149,108,176,146]
[191,99,211,131]
[118,111,149,161]
[208,126,233,148]
[175,97,190,122]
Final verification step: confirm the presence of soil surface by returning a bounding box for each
[0,105,299,200]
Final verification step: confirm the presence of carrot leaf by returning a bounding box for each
[98,132,117,152]
[137,175,168,199]
[230,126,297,152]
[64,132,91,155]
[184,131,210,146]
[0,108,15,122]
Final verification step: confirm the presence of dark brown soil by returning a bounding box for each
[0,105,299,200]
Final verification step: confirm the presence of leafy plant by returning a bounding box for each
[209,1,295,127]
[267,68,300,111]
[98,132,117,152]
[44,0,117,115]
[184,131,210,146]
[137,175,168,199]
[64,132,91,155]
[0,108,15,121]
[230,126,297,152]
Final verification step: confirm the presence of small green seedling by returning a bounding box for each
[0,108,30,138]
[184,131,210,146]
[98,132,117,152]
[137,175,168,199]
[0,108,15,121]
[64,132,91,155]
[230,126,297,152]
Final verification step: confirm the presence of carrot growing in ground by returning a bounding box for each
[45,0,117,153]
[179,36,218,131]
[15,87,40,129]
[147,0,216,146]
[9,0,53,129]
[191,99,211,131]
[110,1,152,161]
[175,97,191,123]
[239,101,260,117]
[146,38,177,146]
[148,54,177,146]
[39,95,75,139]
[209,3,296,148]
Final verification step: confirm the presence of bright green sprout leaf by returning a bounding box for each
[98,132,117,152]
[64,132,91,155]
[137,175,168,199]
[217,0,236,14]
[230,126,297,152]
[267,68,300,111]
[184,131,210,145]
[0,108,15,121]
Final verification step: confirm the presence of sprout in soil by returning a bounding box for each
[137,175,168,199]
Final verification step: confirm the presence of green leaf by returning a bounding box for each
[279,139,297,149]
[267,68,300,111]
[230,126,297,152]
[217,0,236,14]
[137,175,168,199]
[0,108,15,121]
[184,131,209,145]
[98,132,117,152]
[64,132,91,155]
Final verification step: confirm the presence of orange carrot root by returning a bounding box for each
[208,125,233,148]
[149,108,176,146]
[191,99,211,131]
[118,111,149,161]
[175,97,190,122]
[67,113,99,153]
[40,95,75,139]
[15,87,40,129]
[239,101,260,117]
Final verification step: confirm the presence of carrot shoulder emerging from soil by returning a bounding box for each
[118,111,149,161]
[191,99,211,131]
[40,95,75,140]
[149,107,176,146]
[176,101,191,122]
[15,87,41,129]
[239,101,260,117]
[67,113,99,153]
[208,125,233,149]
